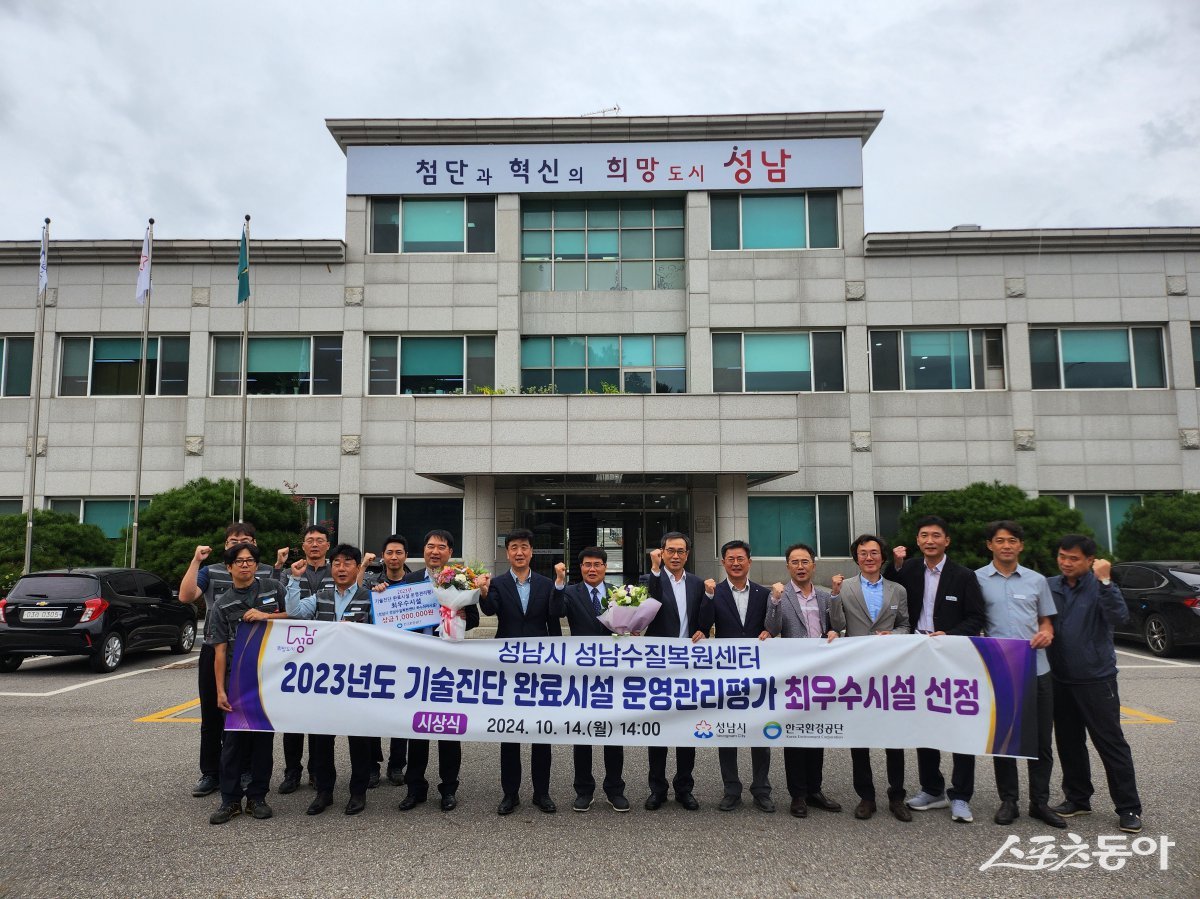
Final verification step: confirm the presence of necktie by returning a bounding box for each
[590,587,602,615]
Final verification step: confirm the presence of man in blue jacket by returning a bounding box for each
[1046,534,1143,834]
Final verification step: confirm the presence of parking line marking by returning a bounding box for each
[137,698,201,723]
[1114,649,1198,668]
[1120,706,1175,724]
[0,657,195,698]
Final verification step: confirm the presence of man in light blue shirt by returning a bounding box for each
[975,520,1065,830]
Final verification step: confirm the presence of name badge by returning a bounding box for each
[889,604,897,610]
[946,595,958,603]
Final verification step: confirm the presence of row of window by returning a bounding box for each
[0,326,1189,398]
[5,491,1140,556]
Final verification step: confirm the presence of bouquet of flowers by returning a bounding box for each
[598,583,661,636]
[432,562,488,642]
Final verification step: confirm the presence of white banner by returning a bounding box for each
[225,622,1036,756]
[346,138,863,195]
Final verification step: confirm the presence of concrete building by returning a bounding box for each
[3,110,1199,582]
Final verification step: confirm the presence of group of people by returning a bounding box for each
[178,516,1144,837]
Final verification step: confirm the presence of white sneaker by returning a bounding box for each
[906,790,949,810]
[950,799,974,823]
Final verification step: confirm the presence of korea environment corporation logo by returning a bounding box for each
[762,722,783,740]
[693,720,714,739]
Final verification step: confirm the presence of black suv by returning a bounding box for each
[0,568,197,673]
[1111,561,1200,657]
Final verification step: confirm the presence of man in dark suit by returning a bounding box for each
[642,531,714,811]
[551,547,630,813]
[884,514,986,824]
[398,529,482,813]
[479,528,561,815]
[711,539,774,812]
[765,541,844,818]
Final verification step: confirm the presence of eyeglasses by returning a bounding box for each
[232,558,257,566]
[662,548,688,556]
[856,550,883,559]
[723,556,749,564]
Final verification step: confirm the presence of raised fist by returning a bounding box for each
[554,562,566,580]
[893,545,907,565]
[704,578,717,595]
[649,548,662,568]
[275,547,290,567]
[831,573,845,592]
[1092,558,1113,580]
[290,558,308,578]
[771,582,785,600]
[363,552,377,567]
[194,545,211,563]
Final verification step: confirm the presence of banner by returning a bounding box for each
[225,622,1036,757]
[371,582,440,631]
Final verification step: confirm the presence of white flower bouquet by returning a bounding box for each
[431,562,487,642]
[598,583,661,636]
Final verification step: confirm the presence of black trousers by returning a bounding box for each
[718,746,771,799]
[197,642,224,777]
[851,747,905,802]
[309,734,374,796]
[500,742,552,798]
[386,738,407,772]
[573,745,625,798]
[647,746,695,797]
[219,730,273,805]
[916,747,976,802]
[283,732,307,777]
[404,739,461,798]
[783,747,825,799]
[1053,677,1142,814]
[995,671,1055,806]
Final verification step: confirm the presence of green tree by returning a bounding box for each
[0,510,113,594]
[120,478,307,587]
[1114,492,1200,561]
[892,481,1093,573]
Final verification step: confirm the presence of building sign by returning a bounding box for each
[346,138,863,196]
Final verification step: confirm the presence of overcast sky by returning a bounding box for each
[2,0,1197,241]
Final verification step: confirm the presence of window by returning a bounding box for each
[520,197,684,291]
[0,499,23,516]
[748,495,851,558]
[870,329,1004,391]
[58,336,188,397]
[369,197,495,254]
[521,334,686,394]
[710,191,839,250]
[712,331,844,392]
[1042,493,1142,552]
[212,336,342,396]
[301,495,339,542]
[1030,327,1166,389]
[1191,326,1200,386]
[49,497,150,539]
[367,335,495,395]
[362,496,464,561]
[874,493,924,542]
[0,336,34,397]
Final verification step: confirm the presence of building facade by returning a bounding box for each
[2,111,1199,581]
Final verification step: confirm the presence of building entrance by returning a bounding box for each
[518,490,691,581]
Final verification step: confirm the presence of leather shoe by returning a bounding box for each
[608,794,631,812]
[676,792,700,811]
[386,766,404,786]
[397,792,426,811]
[498,795,519,815]
[806,792,842,813]
[277,773,301,795]
[306,791,334,815]
[532,794,557,814]
[753,795,775,813]
[209,801,241,825]
[854,799,876,820]
[644,793,667,811]
[718,794,742,812]
[1030,803,1068,829]
[994,799,1019,825]
[790,797,809,818]
[1051,799,1092,817]
[367,770,381,789]
[889,798,913,822]
[246,799,273,820]
[345,795,366,816]
[440,793,457,812]
[192,774,219,797]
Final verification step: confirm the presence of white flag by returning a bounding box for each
[135,226,152,304]
[38,224,48,298]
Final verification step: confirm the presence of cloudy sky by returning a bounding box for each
[2,0,1197,241]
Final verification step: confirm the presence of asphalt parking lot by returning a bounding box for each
[0,641,1196,899]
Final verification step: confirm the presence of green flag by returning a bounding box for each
[237,224,250,304]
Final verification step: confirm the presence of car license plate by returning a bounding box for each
[21,609,63,621]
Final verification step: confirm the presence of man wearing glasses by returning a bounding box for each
[643,531,714,811]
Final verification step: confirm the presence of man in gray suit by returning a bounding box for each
[828,534,912,822]
[765,542,845,819]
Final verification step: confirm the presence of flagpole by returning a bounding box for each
[23,218,51,574]
[238,214,251,522]
[130,218,154,568]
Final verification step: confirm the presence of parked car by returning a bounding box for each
[1110,561,1200,657]
[0,568,197,673]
